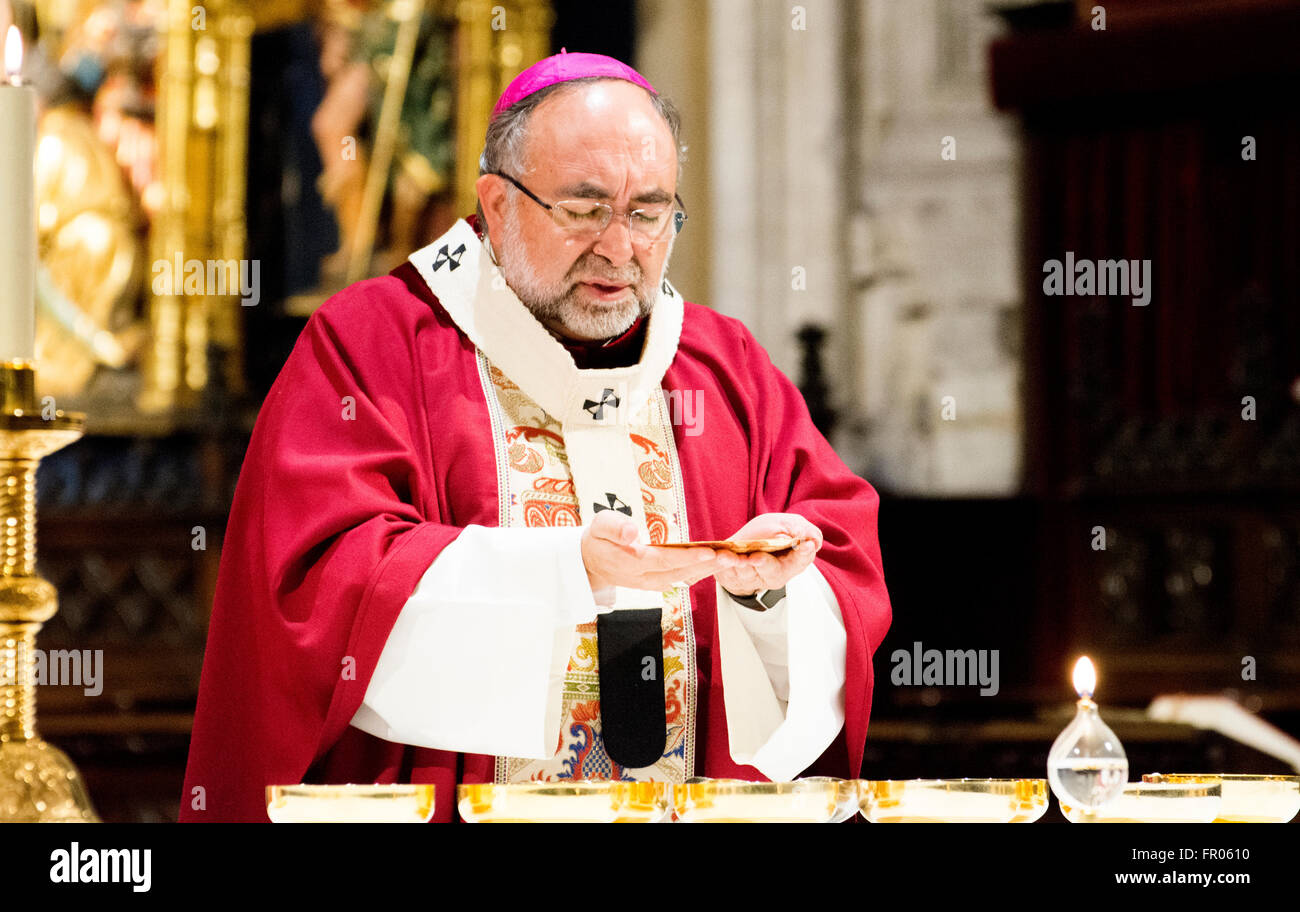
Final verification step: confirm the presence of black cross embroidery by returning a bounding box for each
[661,279,673,296]
[432,243,466,271]
[593,493,632,516]
[582,388,620,420]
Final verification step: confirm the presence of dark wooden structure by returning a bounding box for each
[989,0,1300,706]
[859,1,1300,803]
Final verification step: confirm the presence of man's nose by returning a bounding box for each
[591,214,635,268]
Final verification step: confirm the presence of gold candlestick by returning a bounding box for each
[0,359,97,822]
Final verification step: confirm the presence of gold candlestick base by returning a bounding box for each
[0,359,98,822]
[0,741,98,822]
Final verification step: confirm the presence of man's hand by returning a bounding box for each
[581,510,741,594]
[713,513,824,598]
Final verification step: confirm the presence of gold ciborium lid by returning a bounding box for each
[1142,773,1300,823]
[862,778,1045,823]
[672,777,845,823]
[266,784,436,823]
[457,780,670,823]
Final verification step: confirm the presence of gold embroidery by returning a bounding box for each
[479,355,698,784]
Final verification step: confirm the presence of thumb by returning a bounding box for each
[591,509,638,546]
[785,515,823,548]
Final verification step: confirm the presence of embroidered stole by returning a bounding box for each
[407,219,698,783]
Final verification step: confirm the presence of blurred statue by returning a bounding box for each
[23,0,157,396]
[312,0,455,283]
[35,105,144,396]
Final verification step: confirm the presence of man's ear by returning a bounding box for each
[476,173,508,239]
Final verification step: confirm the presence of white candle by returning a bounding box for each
[0,26,36,362]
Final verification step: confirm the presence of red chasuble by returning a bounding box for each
[180,238,892,822]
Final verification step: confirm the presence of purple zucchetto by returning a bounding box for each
[490,49,657,121]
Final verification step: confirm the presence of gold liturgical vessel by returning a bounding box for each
[0,360,98,821]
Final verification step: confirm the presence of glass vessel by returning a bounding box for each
[1047,658,1127,816]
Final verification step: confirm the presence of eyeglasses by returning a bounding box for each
[490,171,687,240]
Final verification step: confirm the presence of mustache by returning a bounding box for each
[565,254,643,286]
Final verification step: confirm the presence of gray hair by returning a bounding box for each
[479,76,686,180]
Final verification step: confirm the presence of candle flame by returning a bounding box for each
[4,26,21,81]
[1072,656,1097,698]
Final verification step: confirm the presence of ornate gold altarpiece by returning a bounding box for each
[36,0,551,415]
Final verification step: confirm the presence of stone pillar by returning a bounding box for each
[702,0,848,385]
[642,0,1024,492]
[845,0,1023,493]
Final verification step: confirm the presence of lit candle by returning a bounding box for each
[0,25,36,362]
[1046,656,1129,816]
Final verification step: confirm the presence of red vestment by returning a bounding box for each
[180,258,891,822]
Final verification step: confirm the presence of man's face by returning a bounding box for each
[477,81,679,341]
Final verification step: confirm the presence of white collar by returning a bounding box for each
[408,218,684,427]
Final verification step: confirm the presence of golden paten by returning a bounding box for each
[0,360,98,822]
[861,778,1048,823]
[1142,773,1300,823]
[267,784,436,823]
[458,780,670,823]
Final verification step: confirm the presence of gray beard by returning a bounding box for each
[493,205,672,341]
[521,278,652,341]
